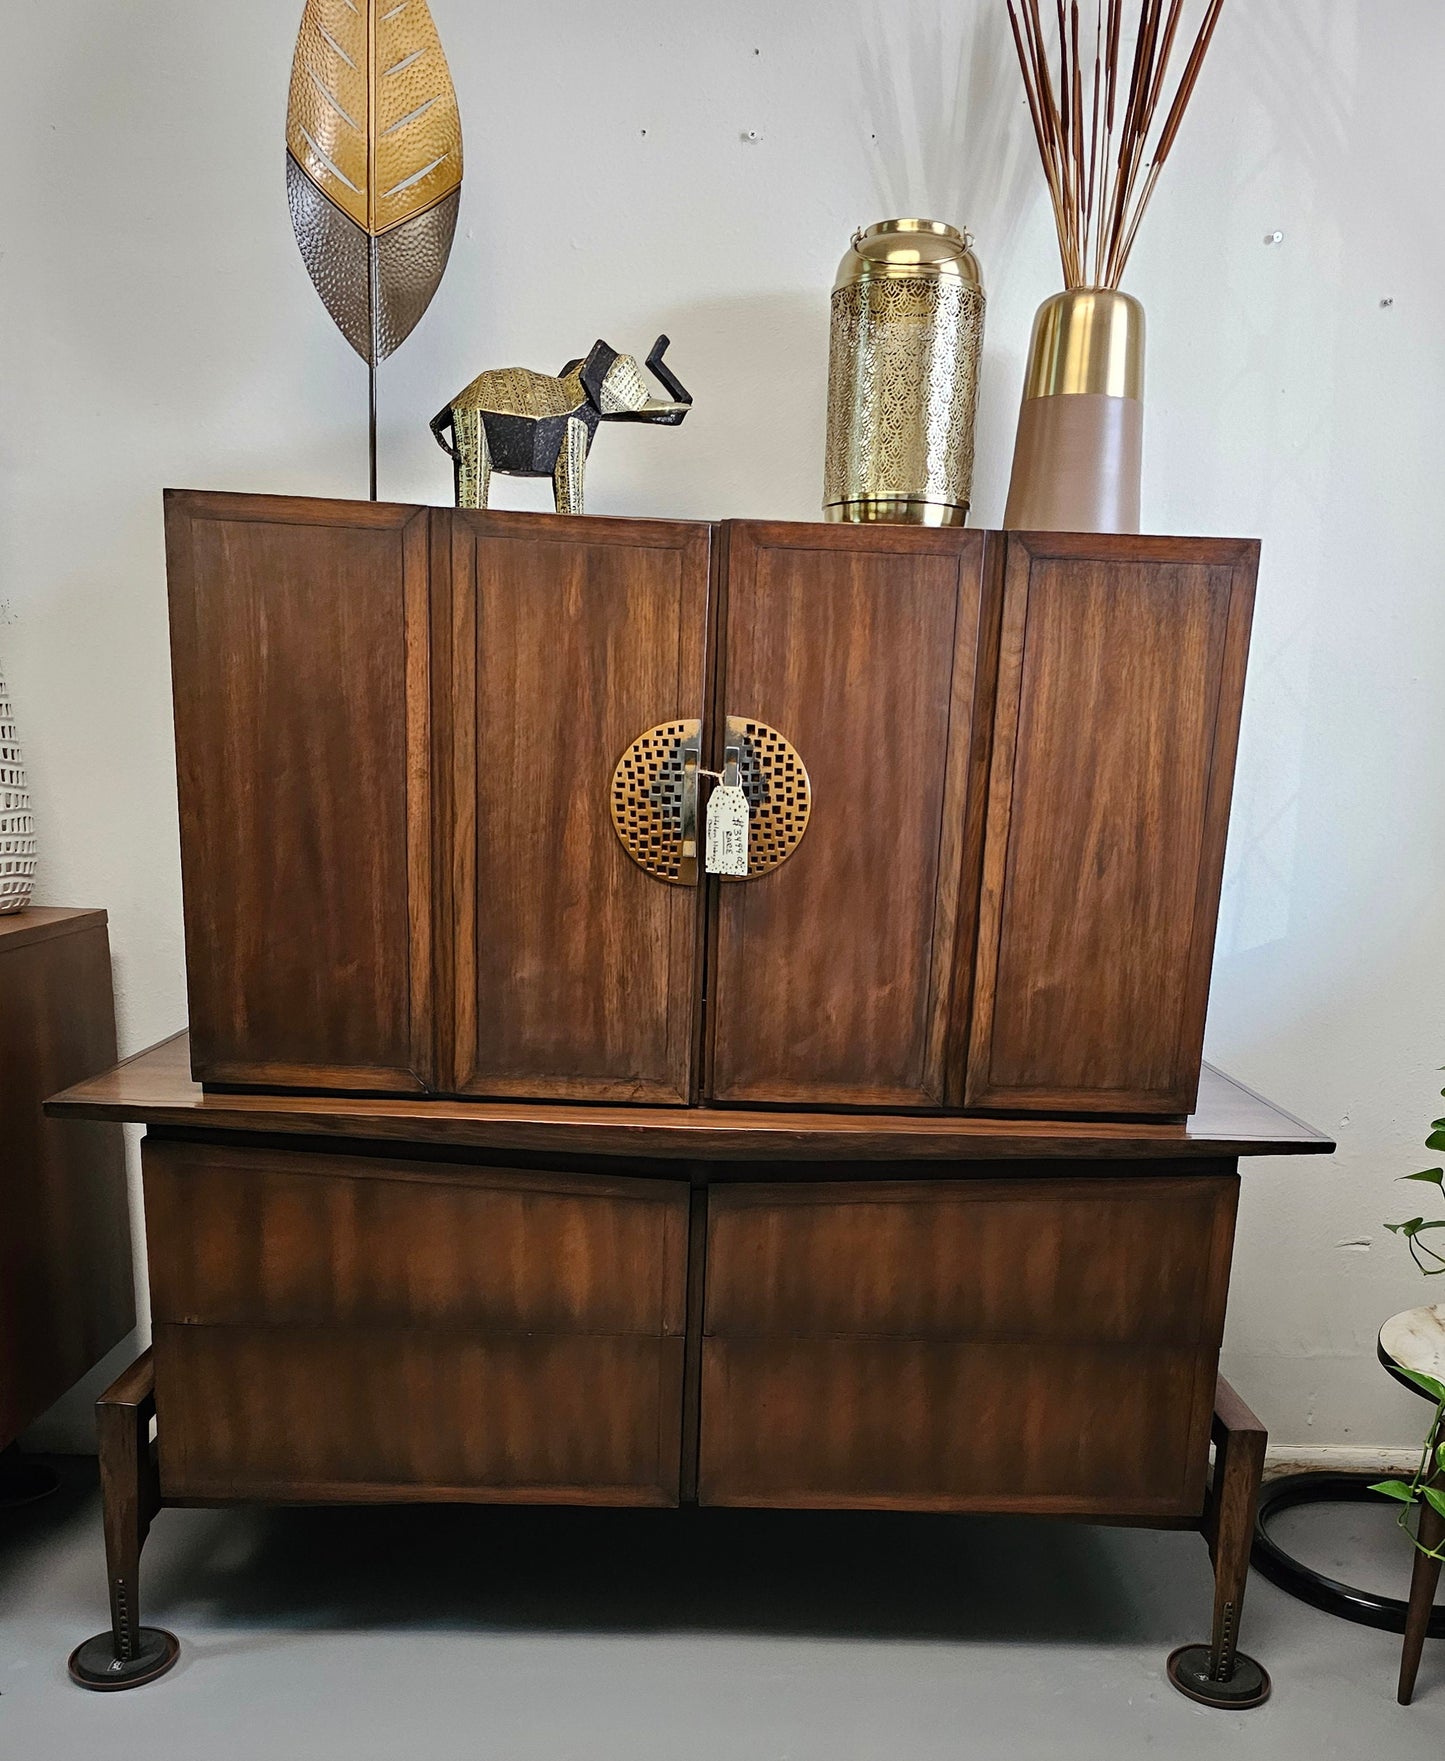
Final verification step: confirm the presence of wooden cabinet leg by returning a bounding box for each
[1399,1488,1445,1704]
[1167,1376,1272,1709]
[67,1350,180,1691]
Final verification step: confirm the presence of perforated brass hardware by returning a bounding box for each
[721,714,811,879]
[610,720,702,886]
[610,715,810,884]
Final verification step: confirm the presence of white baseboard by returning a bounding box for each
[1264,1445,1422,1480]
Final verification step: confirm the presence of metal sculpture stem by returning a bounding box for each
[368,238,380,501]
[369,360,378,502]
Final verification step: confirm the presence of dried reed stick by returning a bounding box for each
[1003,0,1226,290]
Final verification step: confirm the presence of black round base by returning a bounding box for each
[1166,1644,1271,1709]
[1253,1471,1445,1636]
[0,1458,61,1509]
[68,1629,180,1692]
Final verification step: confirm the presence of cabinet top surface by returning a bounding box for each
[0,907,108,953]
[46,1032,1333,1164]
[167,489,1259,549]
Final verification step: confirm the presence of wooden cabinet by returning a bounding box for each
[965,536,1256,1115]
[0,910,135,1449]
[143,1139,688,1503]
[165,495,1256,1118]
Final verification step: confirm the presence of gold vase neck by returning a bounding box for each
[834,218,983,291]
[1023,288,1144,400]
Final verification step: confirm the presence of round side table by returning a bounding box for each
[1251,1303,1445,1705]
[1381,1304,1445,1703]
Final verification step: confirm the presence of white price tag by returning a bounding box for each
[705,783,749,876]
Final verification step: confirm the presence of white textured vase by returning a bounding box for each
[0,658,36,914]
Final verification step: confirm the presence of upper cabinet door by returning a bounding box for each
[165,491,434,1093]
[446,511,711,1104]
[706,522,993,1109]
[966,534,1257,1117]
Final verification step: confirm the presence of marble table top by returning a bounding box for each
[1380,1302,1445,1385]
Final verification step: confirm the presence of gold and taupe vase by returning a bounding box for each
[1003,288,1144,533]
[824,219,985,526]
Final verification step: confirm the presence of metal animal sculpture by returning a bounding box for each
[286,0,464,498]
[431,336,692,514]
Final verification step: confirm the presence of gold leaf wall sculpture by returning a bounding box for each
[285,0,464,487]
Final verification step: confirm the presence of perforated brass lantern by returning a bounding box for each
[824,219,986,526]
[610,716,811,885]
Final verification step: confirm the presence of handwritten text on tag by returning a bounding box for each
[705,783,749,876]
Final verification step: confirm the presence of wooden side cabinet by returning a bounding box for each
[164,493,1257,1119]
[0,909,134,1453]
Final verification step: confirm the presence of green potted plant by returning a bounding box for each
[1372,1098,1445,1556]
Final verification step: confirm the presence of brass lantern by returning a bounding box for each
[823,219,986,527]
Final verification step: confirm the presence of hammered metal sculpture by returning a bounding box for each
[286,0,464,497]
[431,336,692,514]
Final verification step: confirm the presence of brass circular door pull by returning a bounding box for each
[609,715,811,884]
[609,719,701,886]
[718,715,811,880]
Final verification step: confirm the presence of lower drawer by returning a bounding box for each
[700,1337,1203,1514]
[154,1323,684,1504]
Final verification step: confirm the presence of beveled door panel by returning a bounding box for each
[165,491,433,1093]
[698,1175,1237,1514]
[145,1140,690,1505]
[447,511,711,1102]
[706,522,993,1108]
[965,535,1256,1116]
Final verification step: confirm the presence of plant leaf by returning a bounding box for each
[1403,1168,1445,1185]
[1425,1130,1445,1152]
[1372,1479,1418,1502]
[1393,1367,1445,1402]
[1423,1486,1445,1519]
[286,0,464,363]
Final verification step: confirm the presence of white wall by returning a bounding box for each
[4,1,1440,1451]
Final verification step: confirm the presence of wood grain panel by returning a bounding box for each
[154,1324,683,1505]
[164,490,433,1093]
[448,511,710,1103]
[143,1140,687,1335]
[698,1174,1236,1514]
[699,1337,1203,1513]
[707,522,992,1107]
[967,534,1257,1115]
[0,913,134,1445]
[704,1175,1237,1340]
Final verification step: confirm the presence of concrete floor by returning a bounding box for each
[1,1462,1440,1760]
